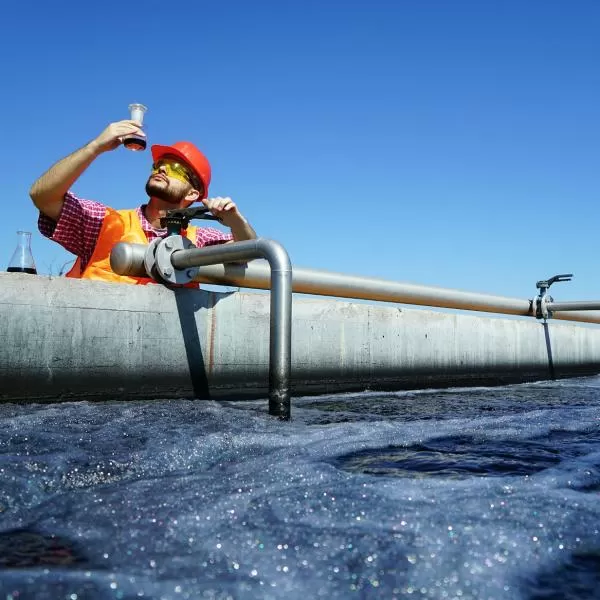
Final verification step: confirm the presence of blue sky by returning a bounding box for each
[2,0,599,302]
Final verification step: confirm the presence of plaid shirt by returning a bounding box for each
[38,192,233,271]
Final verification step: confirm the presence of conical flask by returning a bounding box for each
[7,231,37,274]
[123,103,147,151]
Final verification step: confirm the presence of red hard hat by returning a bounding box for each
[151,141,211,199]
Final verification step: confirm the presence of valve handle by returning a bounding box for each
[160,206,220,236]
[535,273,573,291]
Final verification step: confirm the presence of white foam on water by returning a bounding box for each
[0,379,600,599]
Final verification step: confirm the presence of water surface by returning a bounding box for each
[1,377,600,599]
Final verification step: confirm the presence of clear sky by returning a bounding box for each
[2,0,598,302]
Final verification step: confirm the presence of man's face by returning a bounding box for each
[145,157,200,205]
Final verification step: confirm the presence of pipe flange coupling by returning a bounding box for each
[541,294,553,320]
[534,294,553,320]
[144,238,162,280]
[154,235,199,285]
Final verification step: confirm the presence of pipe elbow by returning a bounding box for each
[256,238,292,273]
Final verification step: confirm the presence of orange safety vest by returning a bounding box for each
[66,208,198,285]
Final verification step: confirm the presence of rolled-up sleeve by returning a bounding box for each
[38,192,106,265]
[195,227,233,248]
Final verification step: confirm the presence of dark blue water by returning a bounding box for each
[1,377,600,599]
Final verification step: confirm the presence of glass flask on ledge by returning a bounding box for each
[7,231,37,274]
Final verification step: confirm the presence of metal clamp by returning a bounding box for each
[153,235,199,286]
[141,207,221,285]
[144,238,161,281]
[533,273,573,320]
[533,293,554,320]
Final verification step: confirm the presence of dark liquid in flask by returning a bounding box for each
[123,136,147,151]
[7,267,37,274]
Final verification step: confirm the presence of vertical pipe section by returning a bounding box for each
[170,239,293,419]
[264,244,293,420]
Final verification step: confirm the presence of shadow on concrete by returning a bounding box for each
[542,321,555,380]
[173,287,235,399]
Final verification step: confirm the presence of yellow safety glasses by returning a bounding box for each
[151,159,197,188]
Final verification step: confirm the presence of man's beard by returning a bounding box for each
[145,179,188,204]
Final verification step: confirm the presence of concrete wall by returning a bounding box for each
[1,273,600,403]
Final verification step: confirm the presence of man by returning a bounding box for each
[30,119,257,284]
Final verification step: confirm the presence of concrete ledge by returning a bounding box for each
[1,273,600,402]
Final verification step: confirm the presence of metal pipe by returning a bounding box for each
[189,261,600,323]
[172,240,293,420]
[190,262,530,314]
[552,311,600,325]
[110,243,148,278]
[110,243,600,325]
[547,301,600,312]
[194,263,600,325]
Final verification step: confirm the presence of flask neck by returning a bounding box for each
[16,231,32,247]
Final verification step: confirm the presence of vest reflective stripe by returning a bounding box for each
[66,208,198,285]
